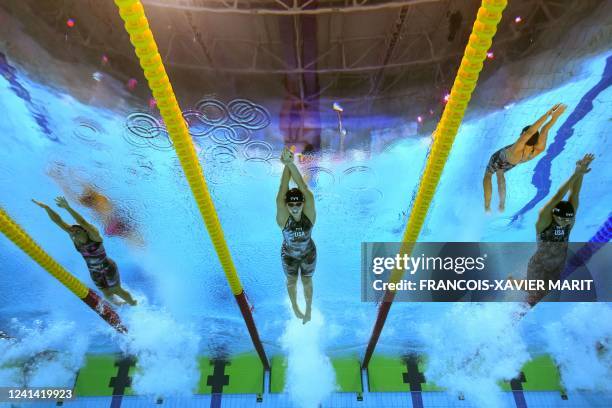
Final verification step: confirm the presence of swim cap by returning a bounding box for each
[70,224,87,233]
[552,201,574,218]
[522,125,540,146]
[285,188,304,203]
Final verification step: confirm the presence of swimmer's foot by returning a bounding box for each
[485,206,491,213]
[292,305,304,320]
[121,293,138,306]
[107,297,126,307]
[498,204,505,212]
[302,308,311,325]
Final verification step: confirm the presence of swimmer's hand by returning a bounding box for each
[551,103,567,117]
[32,199,49,209]
[55,196,71,209]
[280,147,294,164]
[575,153,594,174]
[549,103,562,115]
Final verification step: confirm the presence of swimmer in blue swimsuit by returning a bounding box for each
[277,147,317,324]
[32,196,137,306]
[483,103,566,212]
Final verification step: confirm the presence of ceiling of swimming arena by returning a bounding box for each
[0,0,610,363]
[2,0,606,119]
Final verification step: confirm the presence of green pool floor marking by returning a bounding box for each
[368,355,442,392]
[270,355,286,393]
[76,353,262,396]
[222,353,264,394]
[368,354,562,393]
[196,357,214,394]
[72,353,563,397]
[206,359,229,393]
[271,356,362,393]
[332,358,362,393]
[499,355,564,392]
[74,354,136,396]
[197,353,263,394]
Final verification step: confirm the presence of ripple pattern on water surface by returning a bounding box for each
[243,140,273,160]
[122,98,271,153]
[340,165,378,191]
[73,121,99,142]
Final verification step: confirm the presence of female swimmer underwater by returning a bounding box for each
[33,196,137,306]
[483,103,566,212]
[276,147,317,324]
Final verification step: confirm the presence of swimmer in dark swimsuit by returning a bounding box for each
[32,196,137,306]
[483,103,567,212]
[524,153,594,306]
[277,147,317,324]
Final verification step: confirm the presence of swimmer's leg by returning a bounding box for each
[483,171,493,212]
[286,275,304,319]
[101,288,124,306]
[111,286,137,306]
[301,276,313,324]
[496,169,506,212]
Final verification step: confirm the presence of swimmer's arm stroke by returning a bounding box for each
[32,199,71,233]
[536,173,577,233]
[56,196,103,242]
[569,153,594,213]
[533,104,566,154]
[535,153,594,233]
[285,161,316,224]
[276,166,291,227]
[569,173,584,212]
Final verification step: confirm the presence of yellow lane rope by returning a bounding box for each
[0,207,89,298]
[390,0,507,283]
[113,0,242,294]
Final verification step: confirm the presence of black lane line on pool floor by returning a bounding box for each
[510,372,528,408]
[208,360,229,408]
[109,356,136,408]
[403,355,425,408]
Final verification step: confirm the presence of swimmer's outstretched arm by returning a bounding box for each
[535,154,593,233]
[569,153,594,212]
[276,164,291,227]
[536,174,576,233]
[32,199,71,233]
[283,148,316,223]
[534,104,566,154]
[55,197,102,241]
